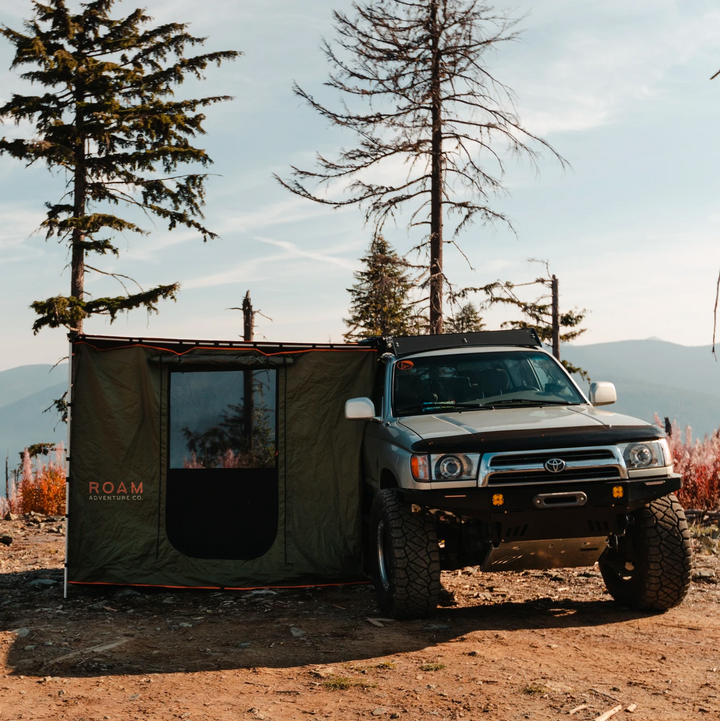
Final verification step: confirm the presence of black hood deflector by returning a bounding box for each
[410,424,664,454]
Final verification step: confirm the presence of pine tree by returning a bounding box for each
[0,0,240,334]
[277,0,564,334]
[344,235,415,340]
[477,267,589,380]
[482,280,587,346]
[446,303,484,333]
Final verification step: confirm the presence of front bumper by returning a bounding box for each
[398,474,682,543]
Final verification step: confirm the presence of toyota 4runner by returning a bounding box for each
[345,329,692,619]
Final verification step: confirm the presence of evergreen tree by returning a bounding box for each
[483,280,587,345]
[0,0,240,334]
[344,235,415,340]
[277,0,564,334]
[478,270,589,380]
[446,303,484,333]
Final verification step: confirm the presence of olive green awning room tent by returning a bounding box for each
[66,335,377,591]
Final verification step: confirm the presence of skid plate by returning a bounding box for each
[482,536,607,572]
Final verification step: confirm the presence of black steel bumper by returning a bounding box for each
[398,474,682,543]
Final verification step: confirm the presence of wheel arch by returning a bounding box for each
[380,468,400,490]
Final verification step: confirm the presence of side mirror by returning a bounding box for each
[589,381,617,406]
[345,397,376,420]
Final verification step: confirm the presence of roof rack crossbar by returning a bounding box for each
[380,329,542,357]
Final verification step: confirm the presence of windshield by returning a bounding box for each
[392,350,585,416]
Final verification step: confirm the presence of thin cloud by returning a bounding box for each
[497,2,720,136]
[256,236,356,270]
[183,253,283,290]
[184,235,358,290]
[212,196,339,235]
[122,229,199,263]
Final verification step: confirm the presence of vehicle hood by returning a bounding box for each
[397,405,663,454]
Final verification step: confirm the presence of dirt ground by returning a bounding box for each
[1,515,719,721]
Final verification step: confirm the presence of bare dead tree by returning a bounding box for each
[712,269,720,359]
[228,291,272,457]
[276,0,565,333]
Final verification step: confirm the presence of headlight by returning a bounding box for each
[411,453,480,481]
[618,440,668,469]
[432,453,479,480]
[437,455,465,479]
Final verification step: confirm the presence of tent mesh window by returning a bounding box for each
[166,368,278,560]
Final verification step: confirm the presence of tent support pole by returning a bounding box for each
[63,339,73,599]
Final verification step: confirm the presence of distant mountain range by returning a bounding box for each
[0,338,718,470]
[0,364,68,467]
[564,339,720,438]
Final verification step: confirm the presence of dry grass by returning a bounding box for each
[322,676,375,690]
[419,662,445,672]
[522,684,549,695]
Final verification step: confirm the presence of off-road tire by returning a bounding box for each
[599,493,692,611]
[369,489,440,619]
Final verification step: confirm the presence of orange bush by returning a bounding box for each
[17,464,66,515]
[6,444,67,516]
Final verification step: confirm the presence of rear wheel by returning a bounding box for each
[370,489,440,619]
[599,493,692,611]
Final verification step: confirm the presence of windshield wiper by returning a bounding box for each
[397,398,578,414]
[450,402,492,410]
[397,401,491,415]
[486,398,574,407]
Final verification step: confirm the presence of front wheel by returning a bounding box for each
[599,493,692,611]
[369,489,440,619]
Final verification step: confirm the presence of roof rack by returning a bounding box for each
[73,334,365,353]
[361,329,542,357]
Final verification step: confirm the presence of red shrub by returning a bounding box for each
[658,416,720,510]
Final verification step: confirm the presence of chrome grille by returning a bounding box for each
[480,446,626,487]
[489,449,616,467]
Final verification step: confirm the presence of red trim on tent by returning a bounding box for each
[68,580,371,591]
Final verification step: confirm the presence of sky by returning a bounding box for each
[1,0,720,372]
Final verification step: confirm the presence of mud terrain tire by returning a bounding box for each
[599,493,692,611]
[370,489,440,619]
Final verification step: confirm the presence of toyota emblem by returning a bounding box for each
[544,458,566,473]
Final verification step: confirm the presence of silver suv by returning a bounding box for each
[346,330,692,619]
